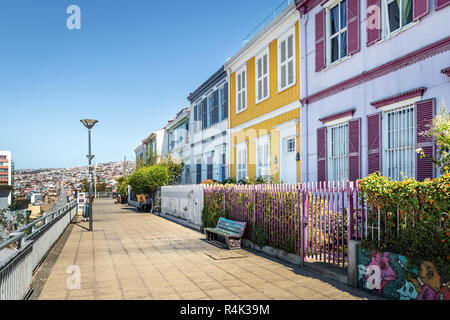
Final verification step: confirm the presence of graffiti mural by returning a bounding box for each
[357,248,449,300]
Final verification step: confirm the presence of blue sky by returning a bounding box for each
[0,0,283,169]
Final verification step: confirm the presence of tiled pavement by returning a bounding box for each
[37,199,377,300]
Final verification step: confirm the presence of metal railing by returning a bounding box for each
[0,194,77,300]
[242,0,294,47]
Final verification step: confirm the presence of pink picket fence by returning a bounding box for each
[204,181,364,268]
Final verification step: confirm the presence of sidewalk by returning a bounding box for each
[36,199,378,300]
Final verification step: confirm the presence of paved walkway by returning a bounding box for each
[37,199,376,300]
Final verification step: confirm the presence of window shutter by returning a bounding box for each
[215,90,219,123]
[435,0,450,10]
[348,118,361,182]
[416,99,435,181]
[193,105,197,134]
[347,0,360,55]
[317,127,327,182]
[413,0,429,20]
[202,98,208,130]
[367,113,381,174]
[366,0,381,46]
[222,83,228,120]
[315,9,326,72]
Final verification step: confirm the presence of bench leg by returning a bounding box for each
[204,230,215,241]
[225,237,242,250]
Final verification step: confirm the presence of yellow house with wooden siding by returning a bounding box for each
[225,3,301,183]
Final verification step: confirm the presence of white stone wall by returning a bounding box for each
[160,185,204,226]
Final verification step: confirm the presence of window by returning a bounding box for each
[207,157,213,180]
[220,83,228,120]
[193,104,200,133]
[256,49,269,102]
[328,123,349,182]
[236,68,247,113]
[210,90,219,125]
[278,28,296,91]
[256,136,270,178]
[383,0,413,35]
[382,104,415,180]
[327,0,347,65]
[286,138,296,153]
[236,143,247,181]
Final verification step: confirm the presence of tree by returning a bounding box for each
[417,104,450,174]
[116,176,128,199]
[136,150,159,169]
[97,182,107,192]
[158,155,184,185]
[80,179,89,192]
[127,166,169,195]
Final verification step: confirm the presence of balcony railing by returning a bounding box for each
[0,193,77,300]
[242,0,294,47]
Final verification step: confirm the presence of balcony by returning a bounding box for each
[242,0,295,47]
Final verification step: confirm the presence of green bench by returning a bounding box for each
[204,217,246,250]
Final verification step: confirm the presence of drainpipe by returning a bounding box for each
[226,69,232,180]
[299,11,309,183]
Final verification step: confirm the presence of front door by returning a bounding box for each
[281,136,296,183]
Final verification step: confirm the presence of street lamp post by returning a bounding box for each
[80,119,98,232]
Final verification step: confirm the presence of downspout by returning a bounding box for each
[226,69,232,180]
[299,10,309,183]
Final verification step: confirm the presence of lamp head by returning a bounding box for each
[80,119,98,130]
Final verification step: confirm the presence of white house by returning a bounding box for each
[187,67,228,183]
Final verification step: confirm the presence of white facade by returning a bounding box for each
[187,67,228,183]
[164,107,191,184]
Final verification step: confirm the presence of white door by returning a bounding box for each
[281,136,297,183]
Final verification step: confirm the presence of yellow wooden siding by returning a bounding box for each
[229,21,300,129]
[230,108,300,182]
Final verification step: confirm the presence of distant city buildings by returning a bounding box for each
[14,161,135,203]
[0,151,12,210]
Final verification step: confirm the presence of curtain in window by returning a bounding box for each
[396,0,412,26]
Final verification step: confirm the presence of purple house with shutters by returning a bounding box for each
[295,0,450,183]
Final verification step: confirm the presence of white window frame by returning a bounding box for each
[255,48,270,104]
[278,26,296,92]
[236,66,247,114]
[236,142,248,181]
[325,0,348,67]
[381,100,416,181]
[327,121,349,182]
[382,0,414,37]
[255,135,271,178]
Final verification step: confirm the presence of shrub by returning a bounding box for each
[116,176,128,199]
[158,155,184,185]
[222,177,236,185]
[127,165,168,195]
[201,206,228,229]
[251,224,268,248]
[359,172,450,277]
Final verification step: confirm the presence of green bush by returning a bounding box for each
[359,172,450,277]
[116,176,128,199]
[222,177,236,185]
[201,206,228,229]
[127,165,168,195]
[251,224,268,248]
